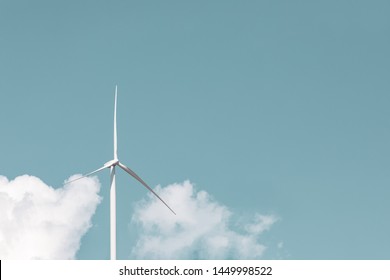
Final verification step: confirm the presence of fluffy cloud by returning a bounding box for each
[0,175,101,259]
[131,181,277,259]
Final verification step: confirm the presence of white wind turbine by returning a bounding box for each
[65,86,175,260]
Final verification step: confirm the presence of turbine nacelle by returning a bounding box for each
[104,159,119,168]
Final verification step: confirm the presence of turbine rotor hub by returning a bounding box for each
[104,159,119,167]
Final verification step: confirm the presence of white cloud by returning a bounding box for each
[131,180,278,259]
[0,174,101,259]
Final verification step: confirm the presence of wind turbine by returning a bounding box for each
[65,86,175,260]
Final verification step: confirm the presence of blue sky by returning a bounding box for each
[1,0,390,259]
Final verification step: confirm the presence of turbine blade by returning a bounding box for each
[118,162,176,215]
[114,86,118,160]
[64,165,107,185]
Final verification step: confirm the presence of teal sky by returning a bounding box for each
[1,0,390,259]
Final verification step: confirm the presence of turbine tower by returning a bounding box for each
[66,86,175,260]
